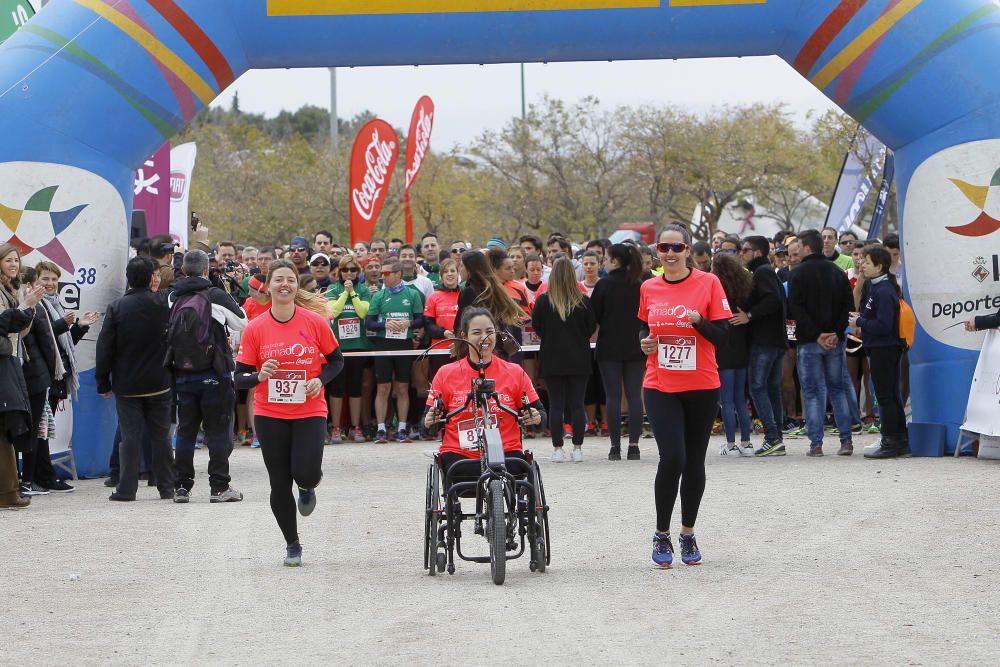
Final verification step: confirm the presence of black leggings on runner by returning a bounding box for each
[254,415,327,545]
[545,375,588,447]
[599,360,646,447]
[644,387,720,531]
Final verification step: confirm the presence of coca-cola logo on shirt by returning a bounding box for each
[349,119,399,246]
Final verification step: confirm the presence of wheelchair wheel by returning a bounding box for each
[424,464,441,576]
[533,462,551,567]
[487,478,506,586]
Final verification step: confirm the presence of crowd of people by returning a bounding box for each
[4,222,997,567]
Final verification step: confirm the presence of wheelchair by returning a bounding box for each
[422,375,551,585]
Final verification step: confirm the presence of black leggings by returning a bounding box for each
[644,387,720,532]
[254,415,327,545]
[867,346,907,446]
[599,360,645,447]
[545,375,588,447]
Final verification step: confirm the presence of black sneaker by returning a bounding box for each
[159,489,175,500]
[626,445,640,460]
[608,446,622,461]
[297,487,317,516]
[103,477,118,488]
[851,422,863,435]
[108,491,135,502]
[210,487,244,503]
[754,439,786,457]
[20,483,49,497]
[173,488,190,504]
[40,479,75,493]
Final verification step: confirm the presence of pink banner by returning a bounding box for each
[133,142,170,237]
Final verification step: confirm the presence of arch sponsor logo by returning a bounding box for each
[904,140,1000,350]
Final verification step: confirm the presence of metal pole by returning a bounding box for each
[520,63,526,119]
[329,67,338,154]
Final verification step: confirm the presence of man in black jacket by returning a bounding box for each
[168,250,248,503]
[95,257,176,501]
[732,236,788,455]
[787,230,856,456]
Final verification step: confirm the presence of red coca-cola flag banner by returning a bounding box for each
[403,96,435,244]
[350,119,400,247]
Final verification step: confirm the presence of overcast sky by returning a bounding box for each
[212,57,841,151]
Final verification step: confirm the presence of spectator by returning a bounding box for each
[95,256,176,501]
[352,241,369,260]
[242,246,258,272]
[850,246,909,459]
[591,243,645,461]
[712,253,754,456]
[398,244,434,299]
[217,241,237,264]
[287,236,312,275]
[369,238,388,262]
[419,232,441,287]
[718,235,741,255]
[0,243,42,509]
[309,253,332,290]
[691,241,712,272]
[326,254,371,444]
[257,247,275,276]
[314,230,334,255]
[821,227,854,271]
[710,229,727,252]
[735,235,788,456]
[167,250,248,503]
[787,230,856,456]
[532,257,596,463]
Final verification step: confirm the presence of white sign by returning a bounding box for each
[169,142,197,249]
[903,139,1000,350]
[962,329,1000,436]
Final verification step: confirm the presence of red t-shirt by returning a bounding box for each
[427,357,539,459]
[243,298,270,321]
[236,307,339,420]
[424,289,460,344]
[638,269,732,393]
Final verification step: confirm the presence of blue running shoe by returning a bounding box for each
[284,542,302,567]
[652,531,674,568]
[251,438,261,449]
[679,533,702,565]
[297,487,316,517]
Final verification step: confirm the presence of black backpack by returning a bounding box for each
[164,289,217,372]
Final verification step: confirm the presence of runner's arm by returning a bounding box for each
[692,318,730,347]
[234,362,261,389]
[318,349,345,385]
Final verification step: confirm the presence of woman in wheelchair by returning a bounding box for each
[423,307,545,474]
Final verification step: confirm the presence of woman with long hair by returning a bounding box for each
[235,259,344,566]
[640,224,732,568]
[0,243,43,508]
[850,246,909,459]
[455,250,526,361]
[591,243,645,461]
[423,258,462,377]
[325,254,371,444]
[711,253,754,456]
[532,257,596,462]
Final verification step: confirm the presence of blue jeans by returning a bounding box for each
[719,368,752,443]
[797,342,854,447]
[748,345,785,443]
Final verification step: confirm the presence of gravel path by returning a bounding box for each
[3,432,998,665]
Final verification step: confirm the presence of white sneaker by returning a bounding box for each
[739,443,756,457]
[863,441,882,456]
[572,447,583,463]
[719,444,741,456]
[551,447,567,463]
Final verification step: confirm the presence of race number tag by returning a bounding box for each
[522,324,541,346]
[658,335,696,371]
[268,369,307,404]
[385,318,409,340]
[338,317,361,340]
[457,415,498,451]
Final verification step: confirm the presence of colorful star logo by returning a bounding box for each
[0,185,86,272]
[946,168,1000,237]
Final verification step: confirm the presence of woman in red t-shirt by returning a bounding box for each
[423,307,544,479]
[235,260,344,567]
[423,258,461,377]
[639,225,732,569]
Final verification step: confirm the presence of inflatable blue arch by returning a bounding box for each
[2,0,999,472]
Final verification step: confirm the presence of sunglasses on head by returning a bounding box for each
[656,242,688,253]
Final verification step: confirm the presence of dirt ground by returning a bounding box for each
[2,431,999,665]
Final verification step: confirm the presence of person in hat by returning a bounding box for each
[309,253,333,290]
[287,236,312,275]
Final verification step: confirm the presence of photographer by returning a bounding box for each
[167,250,248,503]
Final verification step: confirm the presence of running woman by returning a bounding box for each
[639,224,732,568]
[235,260,345,567]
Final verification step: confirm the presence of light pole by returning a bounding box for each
[520,63,526,119]
[329,67,338,154]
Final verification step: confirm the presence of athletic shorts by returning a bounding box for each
[374,338,414,384]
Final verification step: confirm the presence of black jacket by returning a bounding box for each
[975,309,1000,331]
[787,253,853,344]
[169,276,247,375]
[95,288,172,396]
[21,303,57,395]
[716,296,749,370]
[590,268,644,362]
[857,277,901,348]
[746,256,788,349]
[0,304,33,424]
[531,293,596,377]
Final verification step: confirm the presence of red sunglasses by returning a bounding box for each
[656,242,688,253]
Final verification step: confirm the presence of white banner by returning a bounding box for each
[962,329,1000,436]
[169,142,197,249]
[826,129,886,235]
